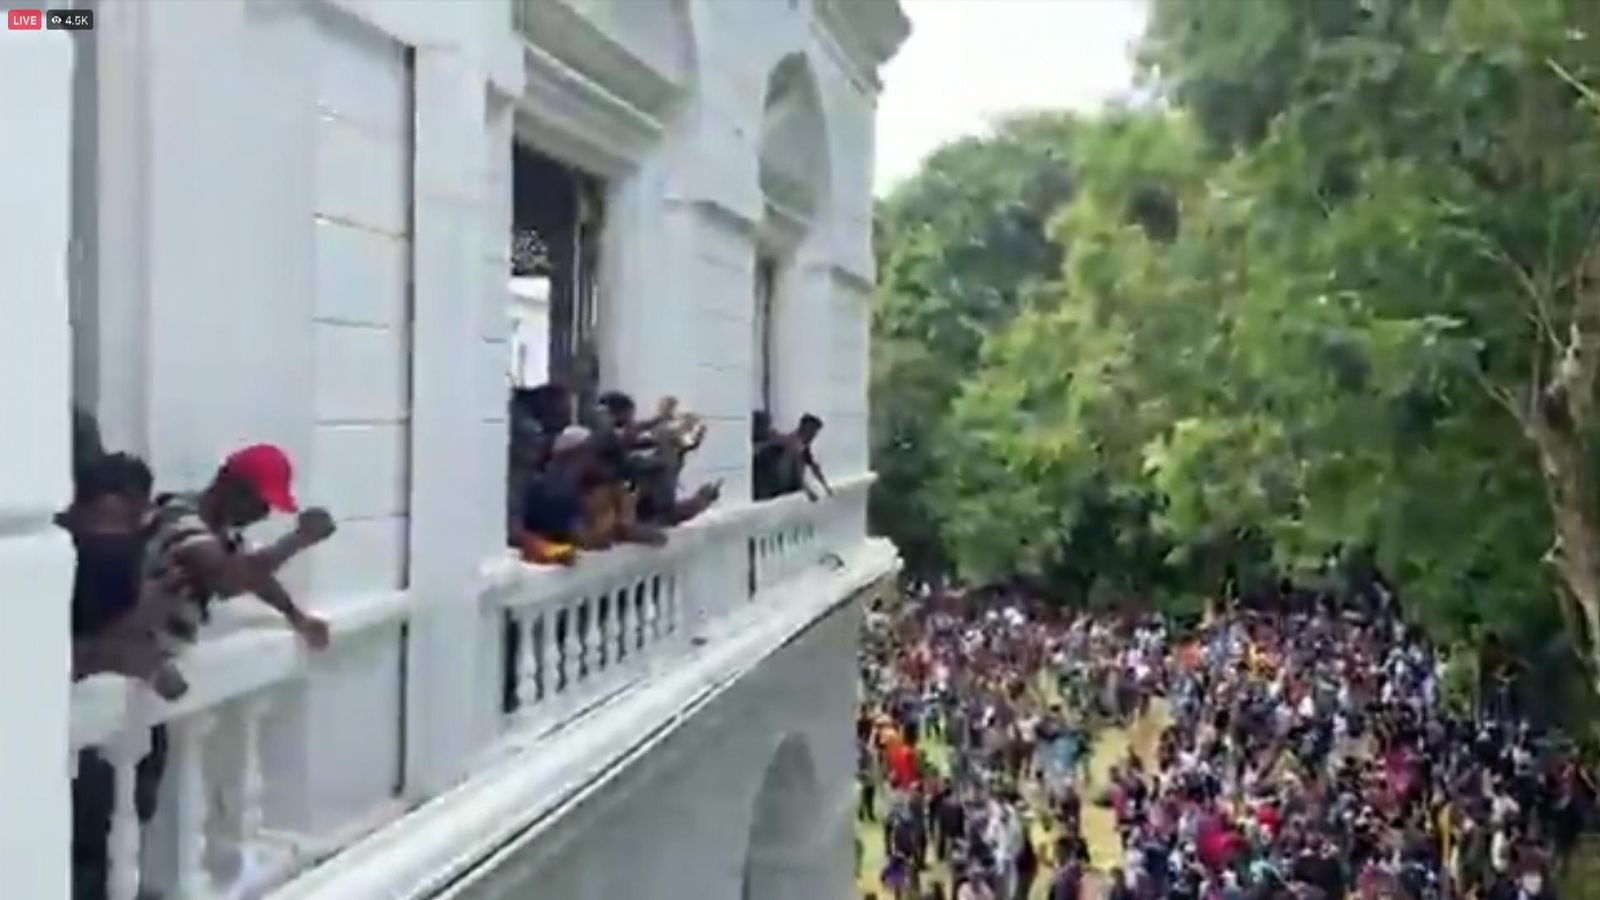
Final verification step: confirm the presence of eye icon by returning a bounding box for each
[42,9,94,30]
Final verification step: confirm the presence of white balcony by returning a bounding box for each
[68,478,884,900]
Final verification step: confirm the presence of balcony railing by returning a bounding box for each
[69,592,411,900]
[486,476,868,739]
[69,477,871,900]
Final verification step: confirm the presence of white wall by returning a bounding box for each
[74,0,526,844]
[0,28,76,900]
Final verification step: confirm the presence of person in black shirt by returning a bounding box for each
[65,452,188,699]
[520,425,591,547]
[752,412,832,501]
[67,453,174,900]
[751,411,782,499]
[507,383,573,546]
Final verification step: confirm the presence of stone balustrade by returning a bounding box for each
[486,476,870,739]
[67,478,871,900]
[69,591,411,900]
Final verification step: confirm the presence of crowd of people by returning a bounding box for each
[65,409,338,898]
[856,586,1598,899]
[506,383,833,565]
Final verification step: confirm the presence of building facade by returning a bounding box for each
[1,0,906,896]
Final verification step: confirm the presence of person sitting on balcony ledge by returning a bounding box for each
[753,412,832,502]
[145,444,335,651]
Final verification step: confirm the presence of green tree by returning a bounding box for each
[1143,0,1600,686]
[873,0,1600,703]
[870,114,1079,583]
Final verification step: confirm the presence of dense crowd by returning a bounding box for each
[857,588,1597,899]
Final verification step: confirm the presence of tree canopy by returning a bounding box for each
[870,0,1600,697]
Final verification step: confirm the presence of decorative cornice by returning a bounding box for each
[801,260,875,295]
[516,40,663,177]
[828,262,874,295]
[514,0,686,122]
[813,0,911,94]
[758,200,809,254]
[759,165,818,222]
[681,197,761,239]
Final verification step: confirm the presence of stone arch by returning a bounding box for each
[740,734,825,900]
[758,52,832,227]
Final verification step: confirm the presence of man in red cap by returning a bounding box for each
[143,443,336,652]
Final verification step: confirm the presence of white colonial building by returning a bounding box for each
[1,0,906,897]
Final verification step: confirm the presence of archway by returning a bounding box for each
[752,53,832,490]
[758,53,830,223]
[741,734,824,900]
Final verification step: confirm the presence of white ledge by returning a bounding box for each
[71,589,412,749]
[478,473,875,598]
[268,536,898,900]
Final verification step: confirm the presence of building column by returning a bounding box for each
[404,45,496,796]
[0,27,77,900]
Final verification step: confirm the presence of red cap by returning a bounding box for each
[223,444,299,513]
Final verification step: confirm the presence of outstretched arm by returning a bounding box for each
[178,539,330,649]
[806,453,833,496]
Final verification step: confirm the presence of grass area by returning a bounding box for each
[854,702,1169,898]
[1561,836,1600,900]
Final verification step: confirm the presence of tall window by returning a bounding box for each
[511,145,604,405]
[753,256,778,414]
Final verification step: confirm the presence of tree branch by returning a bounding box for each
[1475,242,1564,352]
[1470,366,1529,427]
[1549,60,1600,117]
[1551,212,1600,300]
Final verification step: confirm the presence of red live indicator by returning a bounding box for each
[8,9,43,29]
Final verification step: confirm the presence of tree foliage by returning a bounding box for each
[870,0,1600,691]
[870,114,1079,581]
